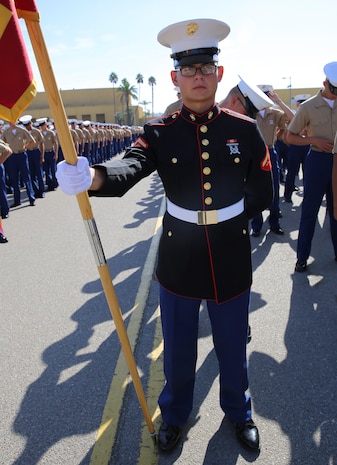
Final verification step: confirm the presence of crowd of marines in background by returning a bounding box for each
[0,116,143,242]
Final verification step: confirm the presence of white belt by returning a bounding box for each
[166,198,244,225]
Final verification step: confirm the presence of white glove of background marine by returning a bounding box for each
[56,157,92,195]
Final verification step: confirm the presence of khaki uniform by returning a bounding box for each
[29,127,44,154]
[69,128,79,145]
[0,139,12,160]
[40,127,58,191]
[288,91,337,152]
[81,127,92,145]
[250,107,287,233]
[41,128,57,152]
[2,125,36,205]
[2,125,35,152]
[287,90,337,262]
[164,99,183,115]
[27,126,45,197]
[255,107,287,148]
[75,128,85,151]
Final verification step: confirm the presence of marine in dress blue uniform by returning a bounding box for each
[56,18,273,452]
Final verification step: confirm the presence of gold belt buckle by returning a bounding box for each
[197,210,218,225]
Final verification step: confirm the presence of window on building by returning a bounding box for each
[96,114,105,123]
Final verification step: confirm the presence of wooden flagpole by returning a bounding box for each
[22,18,155,436]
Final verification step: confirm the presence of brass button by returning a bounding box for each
[171,157,178,164]
[190,113,196,121]
[204,182,211,190]
[203,167,211,175]
[234,157,240,163]
[202,139,209,146]
[243,229,247,235]
[168,231,173,237]
[208,111,213,119]
[205,197,213,205]
[200,125,208,133]
[172,113,177,119]
[202,152,209,160]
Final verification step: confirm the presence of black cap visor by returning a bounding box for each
[172,47,219,67]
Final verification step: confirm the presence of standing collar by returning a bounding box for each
[180,103,219,123]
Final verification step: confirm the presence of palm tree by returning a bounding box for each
[139,100,151,113]
[108,72,118,119]
[115,112,124,125]
[139,100,151,124]
[136,73,144,102]
[118,78,138,125]
[148,76,156,116]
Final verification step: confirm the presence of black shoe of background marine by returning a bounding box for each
[0,233,8,243]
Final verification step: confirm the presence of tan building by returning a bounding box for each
[25,87,144,125]
[266,87,320,110]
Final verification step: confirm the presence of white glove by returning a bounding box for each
[56,157,92,195]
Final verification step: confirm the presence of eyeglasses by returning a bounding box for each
[176,64,218,77]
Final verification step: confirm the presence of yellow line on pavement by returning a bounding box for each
[137,306,165,465]
[90,197,166,465]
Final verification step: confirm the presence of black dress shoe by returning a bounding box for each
[2,213,9,219]
[11,202,21,208]
[295,259,307,272]
[158,422,182,452]
[0,233,8,243]
[30,200,35,206]
[233,419,260,450]
[270,227,284,235]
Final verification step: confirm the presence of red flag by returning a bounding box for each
[0,0,37,122]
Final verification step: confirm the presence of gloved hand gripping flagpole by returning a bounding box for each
[22,13,155,437]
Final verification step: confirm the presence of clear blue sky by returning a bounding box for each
[21,0,336,114]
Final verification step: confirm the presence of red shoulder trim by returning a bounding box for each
[134,137,149,149]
